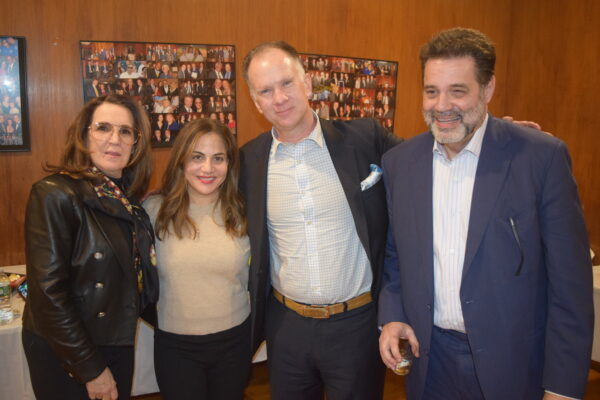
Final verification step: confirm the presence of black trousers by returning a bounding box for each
[154,317,251,400]
[22,328,134,400]
[265,294,386,400]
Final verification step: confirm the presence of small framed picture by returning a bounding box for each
[0,36,30,152]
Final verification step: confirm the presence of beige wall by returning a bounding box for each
[0,0,598,265]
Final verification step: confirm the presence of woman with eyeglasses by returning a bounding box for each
[143,119,250,399]
[22,94,158,400]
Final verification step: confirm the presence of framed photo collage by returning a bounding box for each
[300,53,398,132]
[80,41,236,147]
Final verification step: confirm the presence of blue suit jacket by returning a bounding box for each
[379,116,593,399]
[240,118,401,352]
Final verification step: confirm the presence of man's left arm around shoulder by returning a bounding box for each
[370,118,403,154]
[540,140,593,399]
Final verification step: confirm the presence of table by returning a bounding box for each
[0,265,34,400]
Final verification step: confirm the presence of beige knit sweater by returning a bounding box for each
[143,195,250,335]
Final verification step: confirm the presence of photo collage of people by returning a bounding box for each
[0,37,25,148]
[80,41,236,147]
[300,53,398,132]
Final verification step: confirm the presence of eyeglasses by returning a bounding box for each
[88,121,138,144]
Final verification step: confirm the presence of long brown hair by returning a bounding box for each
[45,94,152,200]
[154,118,246,240]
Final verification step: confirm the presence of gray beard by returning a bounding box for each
[423,101,486,145]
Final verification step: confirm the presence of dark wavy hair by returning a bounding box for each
[420,27,496,86]
[154,118,246,240]
[45,94,152,200]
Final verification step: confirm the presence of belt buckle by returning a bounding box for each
[301,305,330,319]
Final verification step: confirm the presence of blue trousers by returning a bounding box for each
[422,326,485,400]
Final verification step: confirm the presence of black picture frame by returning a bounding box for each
[0,36,30,152]
[299,52,398,133]
[79,40,237,148]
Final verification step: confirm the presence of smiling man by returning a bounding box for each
[239,41,401,399]
[378,27,593,400]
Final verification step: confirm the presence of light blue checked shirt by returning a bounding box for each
[266,114,371,304]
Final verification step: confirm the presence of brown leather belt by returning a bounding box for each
[273,289,372,319]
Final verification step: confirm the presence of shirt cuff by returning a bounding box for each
[545,390,579,400]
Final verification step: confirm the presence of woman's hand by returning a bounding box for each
[85,367,118,400]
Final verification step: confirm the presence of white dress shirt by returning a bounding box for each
[432,115,488,332]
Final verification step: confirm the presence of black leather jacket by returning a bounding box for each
[23,173,152,383]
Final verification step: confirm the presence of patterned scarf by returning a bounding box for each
[88,167,158,310]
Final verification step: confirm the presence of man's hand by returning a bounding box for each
[502,116,542,130]
[379,321,420,370]
[502,116,554,136]
[85,367,118,400]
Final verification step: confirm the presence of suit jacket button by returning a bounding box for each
[93,252,104,260]
[95,282,104,289]
[97,311,106,318]
[426,304,431,310]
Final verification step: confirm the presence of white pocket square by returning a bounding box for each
[360,164,382,191]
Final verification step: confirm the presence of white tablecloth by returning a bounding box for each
[132,320,159,395]
[0,265,34,400]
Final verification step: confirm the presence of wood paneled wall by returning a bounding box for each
[0,0,598,265]
[503,0,600,254]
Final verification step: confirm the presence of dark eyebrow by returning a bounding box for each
[97,121,134,129]
[191,151,226,157]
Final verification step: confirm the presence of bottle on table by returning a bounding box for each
[0,271,14,325]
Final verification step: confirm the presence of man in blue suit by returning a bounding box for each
[378,27,593,400]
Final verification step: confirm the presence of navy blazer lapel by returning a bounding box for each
[321,120,372,262]
[410,134,435,298]
[249,134,273,268]
[462,117,513,278]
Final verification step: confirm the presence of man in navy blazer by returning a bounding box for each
[378,28,593,399]
[240,41,400,399]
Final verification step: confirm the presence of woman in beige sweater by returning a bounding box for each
[143,119,250,400]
